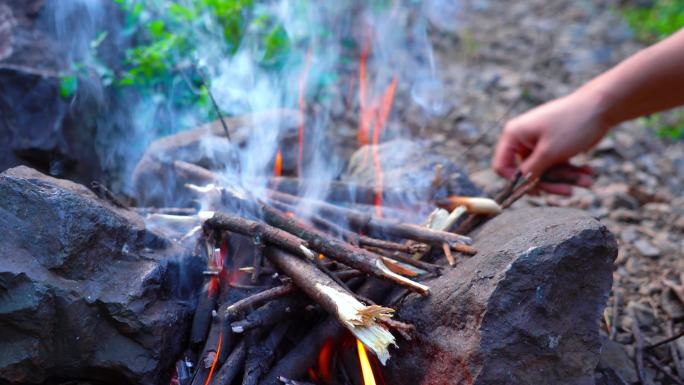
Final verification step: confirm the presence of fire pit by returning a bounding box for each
[0,2,620,384]
[0,121,617,385]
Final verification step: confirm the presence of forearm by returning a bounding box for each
[576,28,684,126]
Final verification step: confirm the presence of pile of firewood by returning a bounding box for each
[153,161,539,385]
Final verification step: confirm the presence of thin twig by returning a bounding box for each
[646,329,684,351]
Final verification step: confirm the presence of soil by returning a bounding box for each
[416,1,684,383]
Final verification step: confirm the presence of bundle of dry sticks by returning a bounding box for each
[157,161,539,385]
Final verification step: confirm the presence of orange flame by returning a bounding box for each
[356,339,377,385]
[204,331,222,385]
[298,47,313,176]
[371,77,397,217]
[274,149,283,177]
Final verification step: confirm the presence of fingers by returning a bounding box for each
[492,125,532,180]
[535,182,574,196]
[541,164,594,187]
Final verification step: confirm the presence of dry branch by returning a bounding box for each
[265,189,472,249]
[206,213,317,261]
[265,248,396,364]
[250,197,430,295]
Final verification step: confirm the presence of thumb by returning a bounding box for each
[519,146,552,180]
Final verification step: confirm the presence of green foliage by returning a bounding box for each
[59,75,78,99]
[642,111,684,141]
[620,0,684,42]
[63,0,293,130]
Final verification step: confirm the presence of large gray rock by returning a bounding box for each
[384,207,617,385]
[343,139,481,203]
[131,109,301,207]
[0,166,200,384]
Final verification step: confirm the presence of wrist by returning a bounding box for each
[570,85,620,131]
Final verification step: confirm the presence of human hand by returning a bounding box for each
[492,90,611,195]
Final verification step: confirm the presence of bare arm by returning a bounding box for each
[492,28,684,194]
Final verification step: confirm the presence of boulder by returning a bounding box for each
[0,166,201,385]
[343,139,481,202]
[384,207,617,385]
[131,109,302,207]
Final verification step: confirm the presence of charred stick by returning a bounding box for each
[265,189,472,248]
[258,318,343,385]
[205,213,317,261]
[226,283,297,318]
[243,322,292,385]
[214,339,247,385]
[252,242,265,283]
[231,296,306,333]
[265,247,396,363]
[192,314,223,385]
[191,281,220,347]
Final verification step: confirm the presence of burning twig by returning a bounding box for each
[265,248,396,364]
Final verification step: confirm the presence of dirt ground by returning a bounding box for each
[413,0,684,383]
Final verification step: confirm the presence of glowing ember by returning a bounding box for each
[274,148,283,177]
[298,47,313,176]
[204,331,222,385]
[356,339,378,385]
[317,338,334,383]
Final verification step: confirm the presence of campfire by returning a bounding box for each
[0,2,621,385]
[134,117,542,385]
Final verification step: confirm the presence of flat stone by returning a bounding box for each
[384,207,617,385]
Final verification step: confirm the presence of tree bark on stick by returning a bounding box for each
[265,248,396,364]
[264,189,472,248]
